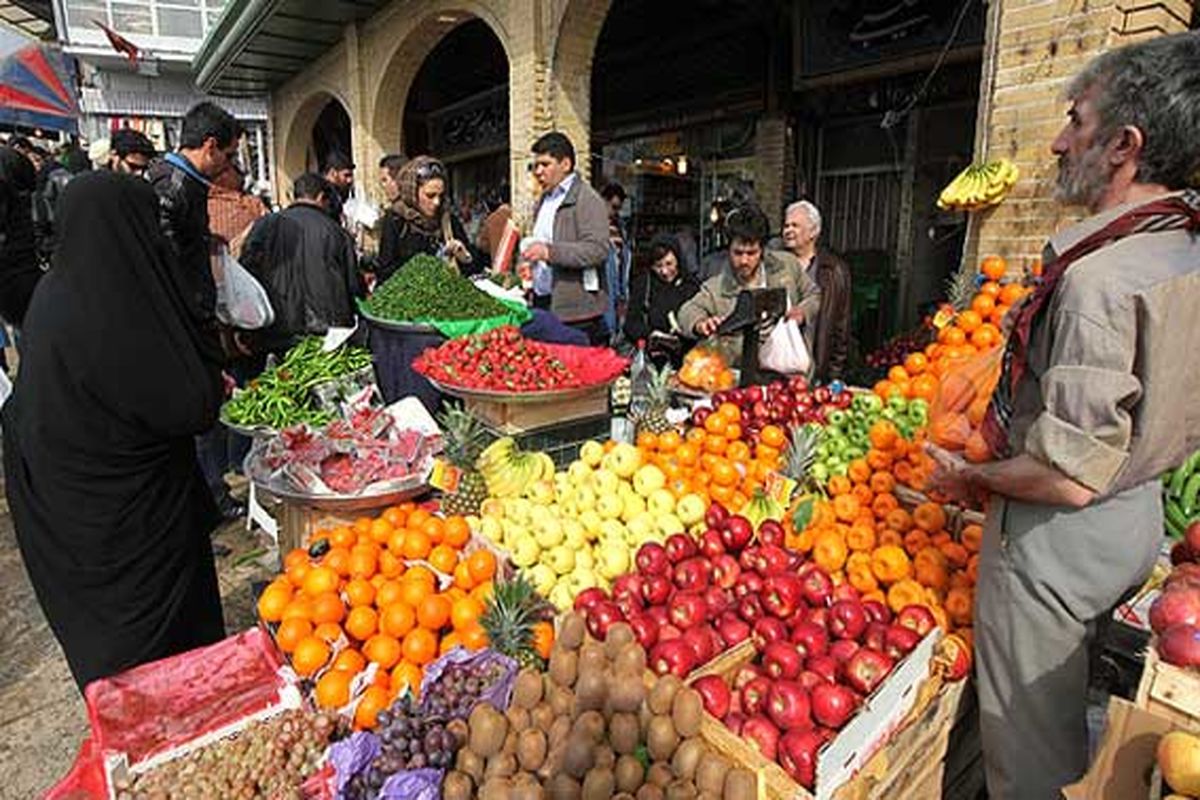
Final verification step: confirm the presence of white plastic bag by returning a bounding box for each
[759,317,811,375]
[212,245,275,330]
[0,369,11,408]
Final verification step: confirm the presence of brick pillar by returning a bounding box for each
[754,115,789,231]
[344,23,372,190]
[505,0,549,230]
[968,0,1194,270]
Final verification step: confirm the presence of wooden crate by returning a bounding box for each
[1135,642,1200,729]
[465,385,609,434]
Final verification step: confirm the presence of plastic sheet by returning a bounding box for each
[930,345,1003,457]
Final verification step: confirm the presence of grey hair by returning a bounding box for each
[784,200,822,237]
[1065,31,1200,189]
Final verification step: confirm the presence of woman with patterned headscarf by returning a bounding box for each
[375,155,476,282]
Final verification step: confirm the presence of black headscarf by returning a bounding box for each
[2,171,226,689]
[0,146,40,325]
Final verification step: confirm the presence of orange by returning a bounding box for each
[399,578,432,609]
[281,596,315,622]
[710,460,738,487]
[391,661,424,696]
[709,482,734,505]
[726,440,751,463]
[310,592,346,625]
[903,352,928,375]
[460,623,489,651]
[380,602,417,639]
[658,430,683,453]
[443,516,470,548]
[421,517,445,545]
[275,617,312,653]
[971,323,1000,349]
[702,434,727,455]
[386,528,408,555]
[910,374,939,403]
[439,631,463,655]
[345,606,379,641]
[406,508,431,531]
[717,401,741,422]
[636,431,659,451]
[759,425,786,449]
[873,379,897,399]
[979,280,1001,299]
[955,309,982,333]
[971,293,996,317]
[939,327,967,347]
[382,506,408,529]
[378,549,404,578]
[887,365,910,384]
[353,517,373,536]
[685,426,707,445]
[999,282,1026,306]
[345,578,376,608]
[404,564,437,586]
[322,546,352,577]
[363,633,403,669]
[348,547,378,579]
[470,580,493,604]
[980,255,1007,281]
[332,648,366,674]
[723,423,742,441]
[354,685,391,730]
[369,517,394,545]
[401,627,439,665]
[257,583,293,623]
[291,635,331,677]
[428,544,458,575]
[466,550,497,584]
[450,596,484,631]
[676,443,699,466]
[703,414,728,436]
[453,561,476,590]
[313,622,344,644]
[329,526,357,550]
[375,580,404,608]
[284,548,309,571]
[302,565,339,596]
[315,669,353,709]
[417,595,452,630]
[402,529,432,561]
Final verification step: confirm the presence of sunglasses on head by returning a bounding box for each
[416,161,445,181]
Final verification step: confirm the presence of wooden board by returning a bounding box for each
[1135,642,1200,730]
[464,385,609,434]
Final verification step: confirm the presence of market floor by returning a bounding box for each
[0,490,279,800]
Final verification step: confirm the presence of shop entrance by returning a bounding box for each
[309,98,352,174]
[402,19,509,238]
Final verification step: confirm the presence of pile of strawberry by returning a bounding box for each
[413,326,574,393]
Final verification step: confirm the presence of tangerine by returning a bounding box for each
[421,517,445,545]
[283,548,309,571]
[979,280,1002,299]
[346,606,379,641]
[980,255,1007,281]
[291,635,331,677]
[402,530,432,561]
[466,550,497,583]
[460,623,489,650]
[345,578,376,608]
[281,596,315,622]
[363,633,402,669]
[369,517,394,545]
[971,294,996,316]
[956,310,982,333]
[416,594,452,630]
[380,602,417,638]
[378,549,404,578]
[348,548,378,579]
[354,685,391,729]
[428,544,458,575]
[391,661,423,696]
[760,425,786,449]
[402,627,439,665]
[275,617,312,653]
[903,352,929,375]
[443,516,470,548]
[313,622,344,644]
[332,648,366,674]
[451,596,484,630]
[257,583,293,623]
[453,561,475,590]
[382,506,408,529]
[315,669,352,709]
[302,565,340,596]
[375,580,404,608]
[329,526,357,550]
[310,592,346,625]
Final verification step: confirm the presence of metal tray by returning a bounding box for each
[427,376,618,405]
[358,309,441,335]
[219,415,279,440]
[254,477,430,512]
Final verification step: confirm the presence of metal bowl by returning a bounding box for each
[253,477,430,512]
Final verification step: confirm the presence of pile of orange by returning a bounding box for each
[256,503,532,728]
[785,419,979,645]
[634,402,786,511]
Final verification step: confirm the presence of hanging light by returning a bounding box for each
[677,155,688,175]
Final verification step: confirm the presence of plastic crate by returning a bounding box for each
[483,415,611,470]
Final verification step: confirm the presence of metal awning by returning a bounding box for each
[1,1,53,40]
[193,0,385,97]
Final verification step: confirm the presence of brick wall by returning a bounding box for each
[754,115,790,231]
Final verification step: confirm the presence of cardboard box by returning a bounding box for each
[1062,696,1175,800]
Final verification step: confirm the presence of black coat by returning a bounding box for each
[239,202,365,354]
[148,156,216,326]
[624,266,701,363]
[376,210,477,282]
[0,147,40,326]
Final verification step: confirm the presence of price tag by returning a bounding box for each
[429,459,462,493]
[932,304,956,330]
[764,471,797,506]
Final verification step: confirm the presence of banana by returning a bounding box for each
[476,437,515,475]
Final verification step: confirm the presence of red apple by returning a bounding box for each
[724,712,746,735]
[636,542,670,576]
[586,601,624,640]
[681,625,717,666]
[811,682,858,729]
[862,600,892,625]
[801,568,834,607]
[627,613,660,650]
[649,639,696,678]
[767,681,813,731]
[1149,587,1200,634]
[699,528,727,558]
[716,613,752,647]
[778,728,824,788]
[863,621,889,652]
[829,639,861,664]
[573,587,607,614]
[831,583,861,604]
[805,654,839,684]
[705,501,730,530]
[807,607,830,632]
[669,591,708,630]
[640,574,672,607]
[711,554,741,589]
[737,594,765,624]
[758,519,786,547]
[722,515,755,552]
[743,715,781,761]
[704,586,732,617]
[734,571,764,600]
[844,648,894,694]
[829,600,869,641]
[693,674,732,719]
[763,641,804,680]
[731,663,763,691]
[753,617,790,649]
[1158,624,1200,667]
[763,574,804,619]
[741,677,773,716]
[896,604,937,637]
[790,621,830,660]
[665,532,698,562]
[884,625,922,659]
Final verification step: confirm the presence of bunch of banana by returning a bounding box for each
[1162,448,1200,538]
[937,159,1019,211]
[476,437,556,498]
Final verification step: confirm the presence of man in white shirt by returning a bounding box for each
[521,132,611,343]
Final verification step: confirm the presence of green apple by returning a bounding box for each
[510,536,540,568]
[546,544,576,575]
[479,517,504,544]
[676,493,707,526]
[526,479,556,506]
[534,517,564,549]
[567,460,592,487]
[596,492,623,520]
[590,468,620,497]
[596,542,630,579]
[655,513,685,537]
[527,562,556,595]
[548,582,575,610]
[603,442,642,479]
[632,464,667,498]
[578,509,602,536]
[647,488,676,515]
[579,439,605,468]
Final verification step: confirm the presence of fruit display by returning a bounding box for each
[937,158,1019,211]
[1158,730,1200,797]
[474,440,708,610]
[811,397,926,483]
[694,377,852,444]
[256,504,505,715]
[112,709,338,799]
[1164,449,1200,539]
[678,345,736,393]
[413,325,628,393]
[475,436,557,499]
[222,337,374,430]
[1151,521,1200,668]
[361,254,513,323]
[441,616,758,800]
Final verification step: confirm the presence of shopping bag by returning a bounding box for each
[759,317,811,375]
[212,245,275,330]
[929,344,1004,460]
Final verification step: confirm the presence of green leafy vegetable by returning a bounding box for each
[361,254,510,322]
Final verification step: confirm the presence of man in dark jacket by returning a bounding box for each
[520,132,611,343]
[239,173,364,356]
[31,147,72,266]
[776,200,852,383]
[0,146,41,328]
[148,101,242,328]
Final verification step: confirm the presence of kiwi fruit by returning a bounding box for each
[549,647,579,688]
[511,772,544,800]
[604,622,635,656]
[614,794,637,800]
[636,786,666,800]
[478,778,513,800]
[549,684,576,718]
[695,754,730,795]
[484,751,517,780]
[614,642,646,676]
[442,770,473,800]
[468,704,509,758]
[671,738,706,781]
[507,705,531,732]
[615,753,645,793]
[609,711,641,754]
[594,745,616,770]
[581,766,616,800]
[514,669,545,708]
[545,773,582,800]
[531,701,556,734]
[573,709,606,743]
[649,675,682,715]
[503,729,518,756]
[609,675,646,713]
[447,717,469,748]
[548,715,572,747]
[671,688,703,738]
[647,762,674,787]
[575,669,608,712]
[578,641,608,674]
[722,768,756,800]
[456,748,485,783]
[664,779,699,800]
[559,612,586,650]
[517,728,548,771]
[562,733,596,778]
[647,715,680,761]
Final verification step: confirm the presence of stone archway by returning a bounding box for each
[281,91,353,195]
[547,0,613,181]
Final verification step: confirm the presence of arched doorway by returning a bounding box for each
[310,98,352,174]
[402,18,509,228]
[281,91,352,193]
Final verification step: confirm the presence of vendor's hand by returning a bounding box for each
[445,238,471,262]
[522,241,551,262]
[221,371,237,399]
[925,443,977,504]
[786,306,807,323]
[694,316,723,338]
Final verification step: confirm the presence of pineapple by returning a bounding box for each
[945,266,978,312]
[632,364,675,436]
[783,423,823,528]
[479,573,546,669]
[437,403,490,516]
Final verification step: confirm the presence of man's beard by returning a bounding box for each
[1054,139,1113,207]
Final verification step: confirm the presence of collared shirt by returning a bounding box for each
[1009,191,1200,495]
[531,173,576,296]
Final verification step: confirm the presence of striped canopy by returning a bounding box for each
[0,42,79,133]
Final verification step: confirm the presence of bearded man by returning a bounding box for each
[927,32,1200,799]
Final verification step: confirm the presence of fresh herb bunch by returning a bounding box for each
[362,254,509,322]
[222,337,373,429]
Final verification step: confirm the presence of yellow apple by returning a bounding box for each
[567,460,592,487]
[574,548,595,570]
[562,518,586,547]
[676,493,707,527]
[548,582,575,610]
[590,468,620,497]
[527,563,556,595]
[633,464,667,498]
[621,493,647,523]
[579,440,605,468]
[597,493,623,520]
[480,498,505,519]
[510,536,540,567]
[578,509,603,536]
[656,513,685,537]
[534,517,564,549]
[603,442,642,479]
[599,519,627,543]
[647,488,676,515]
[572,486,597,512]
[479,517,504,544]
[545,544,576,575]
[597,542,630,579]
[526,479,556,506]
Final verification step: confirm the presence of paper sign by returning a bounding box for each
[429,459,462,493]
[764,471,797,506]
[932,304,956,330]
[322,325,357,352]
